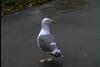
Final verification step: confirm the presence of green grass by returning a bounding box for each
[1,0,52,16]
[1,0,88,16]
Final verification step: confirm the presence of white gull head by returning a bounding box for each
[38,18,53,37]
[42,18,53,25]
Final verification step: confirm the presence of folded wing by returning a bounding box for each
[38,35,57,52]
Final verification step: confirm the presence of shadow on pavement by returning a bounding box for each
[40,60,63,67]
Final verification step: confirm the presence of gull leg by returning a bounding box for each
[46,58,53,62]
[40,52,53,62]
[40,52,48,63]
[45,53,53,62]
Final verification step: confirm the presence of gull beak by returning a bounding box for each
[51,17,56,23]
[51,19,56,23]
[51,20,55,22]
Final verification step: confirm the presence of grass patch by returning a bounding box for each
[1,0,89,16]
[1,0,52,16]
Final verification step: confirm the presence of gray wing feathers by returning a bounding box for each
[38,35,57,52]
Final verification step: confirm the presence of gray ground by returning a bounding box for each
[1,0,100,67]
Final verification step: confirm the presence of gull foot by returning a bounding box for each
[40,59,46,63]
[46,58,53,62]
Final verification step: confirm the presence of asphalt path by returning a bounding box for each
[1,0,100,67]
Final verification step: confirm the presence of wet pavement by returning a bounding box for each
[1,0,100,67]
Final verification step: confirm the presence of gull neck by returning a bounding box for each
[40,24,50,36]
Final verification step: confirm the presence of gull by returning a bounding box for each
[37,18,63,62]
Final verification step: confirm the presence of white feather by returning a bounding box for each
[51,48,61,54]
